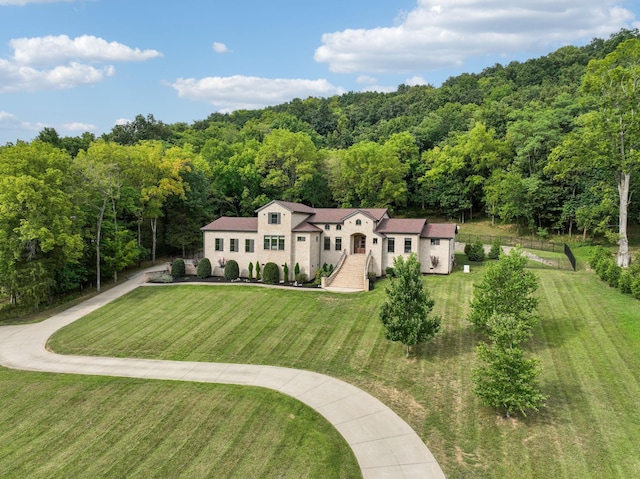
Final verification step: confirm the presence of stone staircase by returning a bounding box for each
[324,254,368,292]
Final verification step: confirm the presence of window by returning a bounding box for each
[324,237,331,250]
[324,224,330,230]
[215,238,224,251]
[404,238,412,253]
[336,224,342,230]
[268,212,281,224]
[264,235,285,250]
[430,239,440,246]
[355,219,362,226]
[335,237,342,251]
[297,236,306,242]
[387,238,395,253]
[245,239,254,252]
[373,238,378,245]
[230,238,239,252]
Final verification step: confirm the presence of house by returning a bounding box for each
[201,200,457,290]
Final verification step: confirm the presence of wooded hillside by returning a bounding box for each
[2,29,639,307]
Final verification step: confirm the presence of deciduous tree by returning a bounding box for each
[379,253,440,357]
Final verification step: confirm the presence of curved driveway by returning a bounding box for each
[0,274,445,479]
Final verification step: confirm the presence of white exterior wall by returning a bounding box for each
[418,237,455,274]
[291,231,321,281]
[382,234,421,273]
[203,230,259,277]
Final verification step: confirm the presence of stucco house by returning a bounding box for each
[201,200,457,291]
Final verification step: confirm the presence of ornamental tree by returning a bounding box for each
[379,253,441,357]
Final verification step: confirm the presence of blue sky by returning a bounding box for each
[1,0,640,145]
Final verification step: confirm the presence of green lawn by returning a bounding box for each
[0,369,359,479]
[49,265,640,479]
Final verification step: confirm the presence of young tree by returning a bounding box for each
[467,248,538,333]
[473,335,546,418]
[379,253,441,357]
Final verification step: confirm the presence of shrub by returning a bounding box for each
[467,239,485,262]
[256,262,261,280]
[329,264,334,274]
[262,262,279,284]
[488,238,502,260]
[619,270,633,294]
[464,243,472,256]
[224,259,239,280]
[605,261,622,288]
[248,261,254,280]
[314,268,328,285]
[148,272,173,283]
[295,273,308,283]
[171,258,185,278]
[385,267,395,277]
[596,257,613,281]
[294,262,300,277]
[283,262,289,282]
[196,258,212,278]
[631,275,640,300]
[589,246,611,271]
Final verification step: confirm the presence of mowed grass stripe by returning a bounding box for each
[49,271,640,478]
[0,370,360,479]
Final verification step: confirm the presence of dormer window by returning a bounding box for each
[324,224,330,230]
[336,224,342,230]
[355,219,362,226]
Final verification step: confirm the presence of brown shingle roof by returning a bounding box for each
[421,223,457,239]
[292,220,322,232]
[376,218,426,235]
[309,208,388,224]
[256,200,316,214]
[201,217,258,232]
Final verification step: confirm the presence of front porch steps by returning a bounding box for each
[324,254,368,292]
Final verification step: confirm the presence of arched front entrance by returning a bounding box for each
[353,234,366,254]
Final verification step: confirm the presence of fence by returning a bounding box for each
[457,234,563,253]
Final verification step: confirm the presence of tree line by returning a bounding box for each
[2,29,640,307]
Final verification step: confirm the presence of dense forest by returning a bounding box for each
[2,29,640,307]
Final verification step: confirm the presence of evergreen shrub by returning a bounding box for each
[224,259,239,280]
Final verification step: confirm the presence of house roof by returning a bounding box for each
[201,216,258,232]
[256,200,316,215]
[308,208,388,224]
[376,218,427,235]
[292,220,322,233]
[421,223,458,239]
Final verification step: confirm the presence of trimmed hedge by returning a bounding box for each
[262,262,279,284]
[224,259,239,280]
[171,258,185,278]
[197,258,212,278]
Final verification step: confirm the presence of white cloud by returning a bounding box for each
[0,58,114,92]
[0,35,160,92]
[168,75,345,110]
[0,111,45,133]
[114,118,130,126]
[61,122,96,132]
[315,0,637,73]
[212,42,229,53]
[356,75,378,85]
[11,35,162,66]
[405,75,429,86]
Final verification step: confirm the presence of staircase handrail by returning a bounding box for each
[364,250,373,289]
[323,249,347,288]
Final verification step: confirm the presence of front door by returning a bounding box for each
[354,235,366,254]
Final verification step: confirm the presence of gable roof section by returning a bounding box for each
[309,208,388,224]
[376,218,426,235]
[421,223,457,239]
[256,200,316,215]
[201,216,258,232]
[292,220,322,232]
